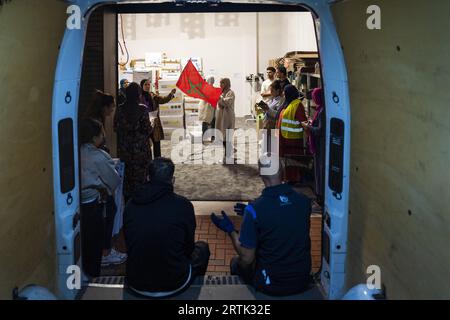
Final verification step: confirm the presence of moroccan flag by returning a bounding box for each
[176,60,222,108]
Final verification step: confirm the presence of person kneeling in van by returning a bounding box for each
[211,156,312,296]
[123,157,210,298]
[80,119,127,277]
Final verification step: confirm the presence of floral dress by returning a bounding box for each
[114,103,152,198]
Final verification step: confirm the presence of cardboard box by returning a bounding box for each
[160,114,184,128]
[184,97,201,111]
[158,80,178,91]
[163,127,185,140]
[159,103,184,116]
[186,112,199,126]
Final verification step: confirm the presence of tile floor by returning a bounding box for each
[195,214,322,276]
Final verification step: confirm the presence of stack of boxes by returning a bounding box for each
[184,97,203,141]
[158,79,184,139]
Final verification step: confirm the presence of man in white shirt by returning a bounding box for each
[260,67,276,104]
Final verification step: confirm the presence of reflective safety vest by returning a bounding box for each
[280,99,304,139]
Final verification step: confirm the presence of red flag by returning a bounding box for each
[176,60,222,108]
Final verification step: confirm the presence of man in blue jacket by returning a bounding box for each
[211,157,312,296]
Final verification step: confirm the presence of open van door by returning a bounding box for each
[52,0,351,300]
[52,1,102,299]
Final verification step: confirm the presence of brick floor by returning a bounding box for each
[196,214,322,275]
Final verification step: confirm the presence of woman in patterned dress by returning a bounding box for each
[114,82,153,201]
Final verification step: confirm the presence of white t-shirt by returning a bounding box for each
[260,78,274,104]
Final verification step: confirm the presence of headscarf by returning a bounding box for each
[309,88,325,154]
[119,79,128,102]
[120,79,128,89]
[311,87,324,109]
[283,84,300,108]
[220,78,231,92]
[122,82,145,125]
[140,78,154,112]
[275,84,300,124]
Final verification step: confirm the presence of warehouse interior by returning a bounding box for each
[88,10,325,280]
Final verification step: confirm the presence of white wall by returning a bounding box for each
[120,12,316,117]
[280,12,318,55]
[258,12,317,74]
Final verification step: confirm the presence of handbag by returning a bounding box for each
[152,117,164,142]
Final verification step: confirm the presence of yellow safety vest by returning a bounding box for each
[280,99,304,139]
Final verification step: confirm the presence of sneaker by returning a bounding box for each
[101,249,127,266]
[111,248,127,260]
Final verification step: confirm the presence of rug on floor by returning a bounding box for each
[161,117,265,201]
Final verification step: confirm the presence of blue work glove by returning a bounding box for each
[210,211,236,234]
[233,203,247,216]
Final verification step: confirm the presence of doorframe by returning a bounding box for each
[52,0,350,300]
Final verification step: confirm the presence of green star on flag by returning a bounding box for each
[176,59,222,108]
[187,79,205,98]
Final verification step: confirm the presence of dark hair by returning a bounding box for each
[276,66,287,76]
[149,157,175,183]
[270,79,282,91]
[125,82,141,104]
[83,90,114,124]
[79,118,103,145]
[266,66,276,73]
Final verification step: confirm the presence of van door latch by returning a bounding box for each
[65,91,72,104]
[66,192,73,205]
[332,92,339,104]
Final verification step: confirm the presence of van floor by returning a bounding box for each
[81,275,324,300]
[101,199,321,277]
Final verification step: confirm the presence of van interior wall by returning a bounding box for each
[119,12,316,117]
[332,0,450,299]
[0,0,67,299]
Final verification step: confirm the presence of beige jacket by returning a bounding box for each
[198,100,214,123]
[80,143,121,203]
[215,89,235,140]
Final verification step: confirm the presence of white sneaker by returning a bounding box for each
[101,249,127,266]
[111,248,127,260]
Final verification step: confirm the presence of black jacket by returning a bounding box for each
[123,180,196,292]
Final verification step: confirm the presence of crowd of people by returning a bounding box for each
[258,65,326,206]
[78,66,326,297]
